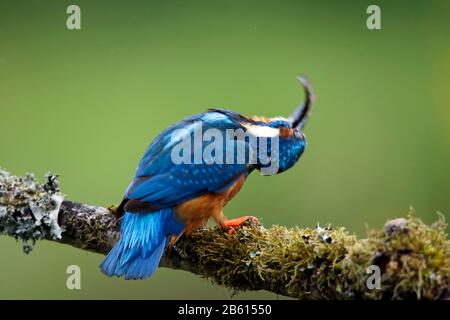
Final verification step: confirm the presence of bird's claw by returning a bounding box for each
[223,216,259,234]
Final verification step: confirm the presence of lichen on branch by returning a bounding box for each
[0,168,64,253]
[0,168,449,300]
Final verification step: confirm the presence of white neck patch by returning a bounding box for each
[244,124,280,138]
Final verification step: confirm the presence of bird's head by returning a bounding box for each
[246,76,315,175]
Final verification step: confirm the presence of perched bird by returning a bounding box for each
[100,76,315,279]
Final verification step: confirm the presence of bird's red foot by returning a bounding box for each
[222,216,259,234]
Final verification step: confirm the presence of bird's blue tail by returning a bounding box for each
[100,208,184,280]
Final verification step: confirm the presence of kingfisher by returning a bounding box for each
[100,76,315,279]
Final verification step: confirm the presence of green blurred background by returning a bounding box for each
[0,0,449,299]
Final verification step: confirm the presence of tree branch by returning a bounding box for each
[0,168,449,299]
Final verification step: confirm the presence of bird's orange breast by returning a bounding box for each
[175,174,246,234]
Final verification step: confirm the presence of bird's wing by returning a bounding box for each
[122,110,253,213]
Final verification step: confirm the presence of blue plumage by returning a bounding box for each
[100,208,184,279]
[125,111,251,209]
[100,76,314,280]
[101,111,251,279]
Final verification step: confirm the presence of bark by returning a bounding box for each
[0,168,449,299]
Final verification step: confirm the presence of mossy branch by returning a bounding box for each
[0,168,449,300]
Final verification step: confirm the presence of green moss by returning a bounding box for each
[2,168,448,299]
[178,211,449,299]
[344,211,449,299]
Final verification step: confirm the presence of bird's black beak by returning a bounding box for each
[288,76,315,130]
